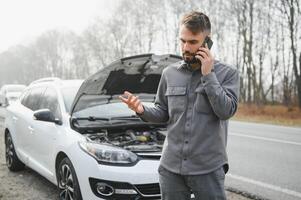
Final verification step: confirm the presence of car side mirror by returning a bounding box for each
[33,109,62,125]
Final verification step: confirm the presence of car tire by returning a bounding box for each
[5,132,25,171]
[57,157,83,200]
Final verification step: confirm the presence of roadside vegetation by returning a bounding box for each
[233,103,301,127]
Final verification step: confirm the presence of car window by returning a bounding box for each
[61,86,81,113]
[21,87,46,111]
[20,89,30,105]
[40,87,62,119]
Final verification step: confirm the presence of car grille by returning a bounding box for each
[136,152,161,160]
[134,183,161,196]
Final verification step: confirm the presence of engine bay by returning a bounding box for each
[85,128,166,153]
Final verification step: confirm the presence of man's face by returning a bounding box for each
[179,25,207,63]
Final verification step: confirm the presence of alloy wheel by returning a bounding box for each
[59,164,74,200]
[5,135,14,167]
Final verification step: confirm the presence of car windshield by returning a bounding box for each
[8,96,18,100]
[2,92,22,104]
[73,101,154,119]
[6,92,21,98]
[3,85,25,93]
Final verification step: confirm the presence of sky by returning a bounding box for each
[0,0,117,53]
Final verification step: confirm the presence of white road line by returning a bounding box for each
[228,173,301,198]
[229,132,301,146]
[230,121,301,132]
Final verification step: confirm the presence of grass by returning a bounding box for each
[232,103,301,127]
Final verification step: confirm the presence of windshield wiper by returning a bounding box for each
[72,116,110,122]
[110,115,141,121]
[73,115,141,122]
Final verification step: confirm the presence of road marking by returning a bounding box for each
[228,173,301,198]
[229,132,301,146]
[230,121,301,132]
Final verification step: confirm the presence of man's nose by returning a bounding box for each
[183,42,191,52]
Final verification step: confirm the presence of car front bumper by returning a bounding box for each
[72,146,161,200]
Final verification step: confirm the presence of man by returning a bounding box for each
[119,11,239,200]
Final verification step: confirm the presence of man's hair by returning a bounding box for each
[181,11,211,34]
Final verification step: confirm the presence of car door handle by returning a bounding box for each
[28,126,34,133]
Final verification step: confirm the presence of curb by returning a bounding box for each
[226,187,270,200]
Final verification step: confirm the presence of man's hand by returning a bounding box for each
[119,91,144,114]
[195,44,214,75]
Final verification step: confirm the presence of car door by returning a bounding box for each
[13,87,45,163]
[29,86,62,179]
[0,93,6,123]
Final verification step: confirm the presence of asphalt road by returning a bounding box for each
[226,121,301,200]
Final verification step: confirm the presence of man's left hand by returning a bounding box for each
[195,44,214,75]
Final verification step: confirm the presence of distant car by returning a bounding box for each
[4,54,183,200]
[0,84,26,121]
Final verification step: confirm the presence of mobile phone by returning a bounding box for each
[189,36,213,65]
[202,36,213,49]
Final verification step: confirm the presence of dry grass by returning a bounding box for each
[233,103,301,127]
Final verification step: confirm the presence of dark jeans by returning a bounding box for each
[158,165,226,200]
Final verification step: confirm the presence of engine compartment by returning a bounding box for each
[85,128,166,153]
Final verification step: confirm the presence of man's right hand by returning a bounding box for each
[119,91,144,114]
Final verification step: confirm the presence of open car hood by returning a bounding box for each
[70,54,182,115]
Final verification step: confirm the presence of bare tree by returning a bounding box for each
[279,0,301,107]
[0,0,299,109]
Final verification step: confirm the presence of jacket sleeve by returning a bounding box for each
[201,68,240,120]
[137,69,169,123]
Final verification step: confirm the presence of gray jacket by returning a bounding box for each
[139,60,240,175]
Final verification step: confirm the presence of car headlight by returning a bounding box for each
[78,141,138,165]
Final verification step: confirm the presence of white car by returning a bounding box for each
[0,84,26,104]
[0,84,26,121]
[4,54,182,200]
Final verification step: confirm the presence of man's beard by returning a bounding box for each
[182,51,199,65]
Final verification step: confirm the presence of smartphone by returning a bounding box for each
[202,36,213,49]
[190,36,213,65]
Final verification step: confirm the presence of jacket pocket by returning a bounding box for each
[165,86,186,113]
[194,86,213,114]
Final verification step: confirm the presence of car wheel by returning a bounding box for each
[5,132,25,171]
[57,157,82,200]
